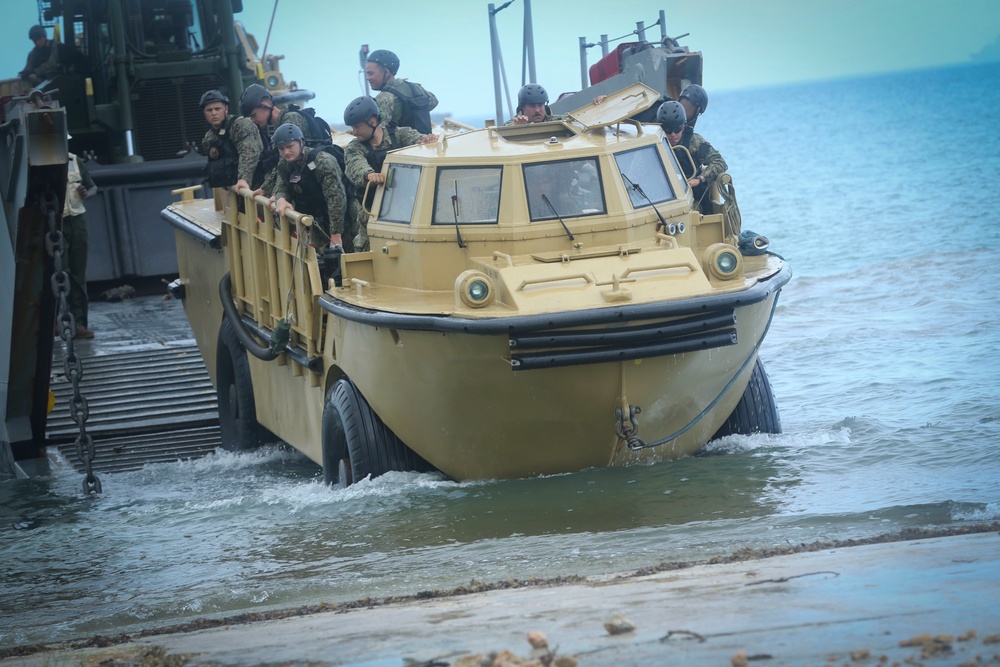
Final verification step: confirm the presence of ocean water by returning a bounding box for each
[2,63,999,649]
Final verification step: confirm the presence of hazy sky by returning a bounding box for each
[4,0,998,125]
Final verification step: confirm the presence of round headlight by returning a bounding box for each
[266,75,280,88]
[455,270,496,308]
[716,251,738,274]
[704,243,743,281]
[467,279,490,302]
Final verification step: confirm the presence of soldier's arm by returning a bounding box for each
[232,117,263,183]
[259,166,277,197]
[317,154,347,235]
[77,161,97,196]
[344,141,373,189]
[395,127,426,146]
[272,163,289,203]
[375,91,398,126]
[33,43,61,79]
[692,134,728,184]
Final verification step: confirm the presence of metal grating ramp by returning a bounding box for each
[49,344,222,473]
[47,295,224,474]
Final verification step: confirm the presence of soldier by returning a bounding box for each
[656,100,727,213]
[505,84,567,125]
[19,25,60,85]
[200,89,262,190]
[272,124,349,250]
[678,84,708,131]
[365,49,438,133]
[342,96,437,251]
[61,150,97,339]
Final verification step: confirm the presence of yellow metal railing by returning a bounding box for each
[223,187,325,364]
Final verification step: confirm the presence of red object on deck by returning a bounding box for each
[589,42,640,85]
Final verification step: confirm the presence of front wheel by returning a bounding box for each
[321,377,433,486]
[711,357,782,440]
[216,317,271,450]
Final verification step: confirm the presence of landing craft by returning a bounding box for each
[163,69,790,483]
[1,0,312,479]
[0,0,311,282]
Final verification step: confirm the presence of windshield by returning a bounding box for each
[662,138,690,193]
[523,158,605,221]
[614,145,676,208]
[432,166,503,225]
[378,164,422,224]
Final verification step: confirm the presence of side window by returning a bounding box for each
[523,158,605,221]
[378,164,422,224]
[432,166,503,225]
[663,138,690,193]
[614,145,676,208]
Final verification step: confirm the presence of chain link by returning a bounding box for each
[43,189,101,493]
[615,404,648,451]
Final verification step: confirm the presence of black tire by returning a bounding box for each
[321,377,433,486]
[216,317,270,450]
[711,357,782,440]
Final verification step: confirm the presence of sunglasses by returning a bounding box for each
[666,127,685,135]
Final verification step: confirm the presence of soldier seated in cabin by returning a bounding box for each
[656,98,727,214]
[342,96,437,252]
[271,124,350,251]
[505,84,568,125]
[200,90,262,190]
[364,49,438,134]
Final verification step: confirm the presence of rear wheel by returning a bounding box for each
[216,317,270,450]
[711,357,782,440]
[321,377,433,486]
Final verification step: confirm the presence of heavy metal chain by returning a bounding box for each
[615,404,648,451]
[43,189,101,493]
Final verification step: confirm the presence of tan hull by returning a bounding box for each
[335,294,775,480]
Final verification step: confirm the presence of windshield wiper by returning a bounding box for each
[621,172,667,232]
[540,194,575,241]
[450,181,467,249]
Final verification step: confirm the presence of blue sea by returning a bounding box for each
[2,62,999,649]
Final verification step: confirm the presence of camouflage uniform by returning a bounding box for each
[375,79,438,129]
[259,106,318,196]
[202,115,262,187]
[19,40,60,83]
[344,124,426,251]
[681,128,727,212]
[273,149,348,247]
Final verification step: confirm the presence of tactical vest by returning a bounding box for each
[362,126,399,175]
[384,81,432,133]
[286,149,331,226]
[278,105,333,146]
[253,125,279,190]
[206,117,240,187]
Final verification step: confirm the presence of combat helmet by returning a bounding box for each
[655,100,686,133]
[200,89,229,109]
[367,49,400,75]
[679,84,708,115]
[517,84,548,107]
[28,25,46,41]
[344,96,379,126]
[272,123,304,148]
[239,83,272,117]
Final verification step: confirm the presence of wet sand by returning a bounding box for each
[5,526,998,666]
